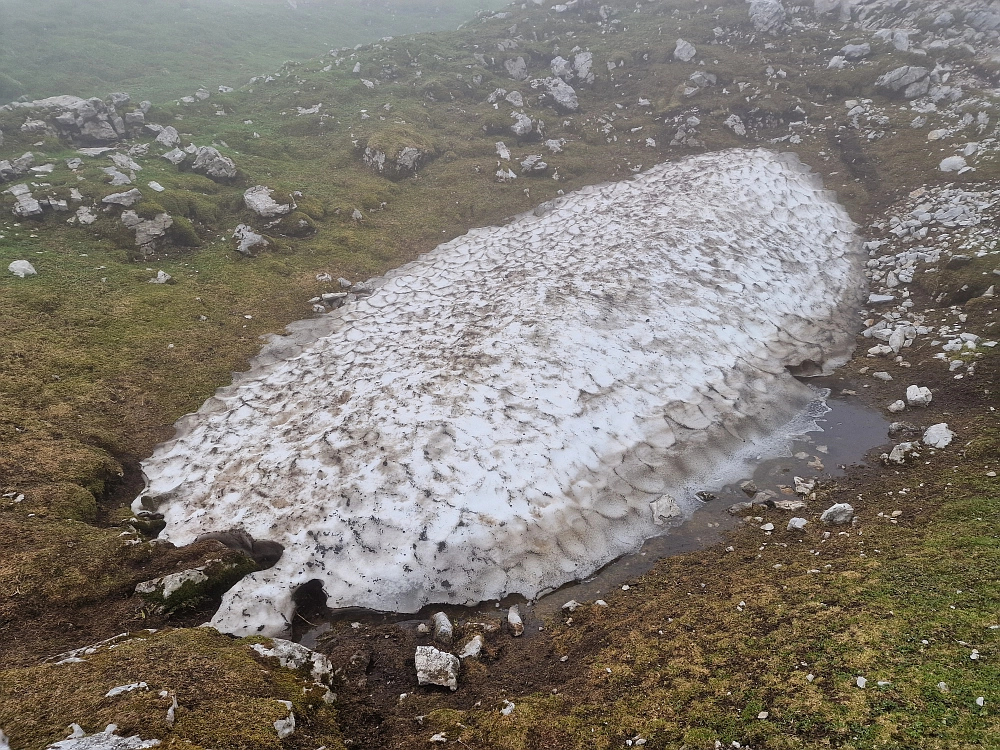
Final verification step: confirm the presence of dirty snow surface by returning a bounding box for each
[136,149,863,636]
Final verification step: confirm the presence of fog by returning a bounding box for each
[0,0,506,102]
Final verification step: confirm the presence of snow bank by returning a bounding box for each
[135,149,863,636]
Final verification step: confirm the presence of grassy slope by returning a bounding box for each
[0,0,505,102]
[0,0,998,747]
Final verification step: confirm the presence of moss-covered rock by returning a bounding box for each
[275,210,317,237]
[134,552,258,613]
[167,215,203,247]
[362,125,438,179]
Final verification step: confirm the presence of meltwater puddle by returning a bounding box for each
[296,376,890,646]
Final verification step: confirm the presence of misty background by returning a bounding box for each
[0,0,505,103]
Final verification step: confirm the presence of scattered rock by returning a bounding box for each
[8,259,37,278]
[233,224,269,256]
[673,39,697,62]
[511,112,535,137]
[531,77,579,111]
[787,517,808,532]
[161,148,186,165]
[147,270,173,285]
[508,605,524,636]
[244,185,292,218]
[793,477,816,495]
[840,43,871,60]
[922,423,954,449]
[251,638,333,683]
[414,646,460,691]
[273,701,295,739]
[875,66,930,99]
[504,57,528,81]
[122,210,174,252]
[431,611,454,645]
[6,183,42,217]
[939,156,967,173]
[905,385,933,406]
[154,125,181,147]
[44,725,161,750]
[458,634,485,659]
[650,494,682,524]
[820,503,855,526]
[748,0,786,33]
[883,441,920,465]
[102,188,143,207]
[724,114,747,136]
[191,146,237,181]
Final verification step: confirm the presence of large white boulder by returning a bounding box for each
[415,646,460,691]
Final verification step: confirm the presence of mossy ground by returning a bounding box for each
[0,628,345,750]
[1,0,1000,747]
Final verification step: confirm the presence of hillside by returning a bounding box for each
[0,0,998,748]
[0,0,504,102]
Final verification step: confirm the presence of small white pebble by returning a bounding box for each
[856,676,867,689]
[757,711,769,720]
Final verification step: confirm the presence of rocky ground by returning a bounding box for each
[0,0,999,747]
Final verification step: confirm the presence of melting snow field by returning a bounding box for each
[135,149,863,636]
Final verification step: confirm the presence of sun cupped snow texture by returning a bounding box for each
[135,149,863,636]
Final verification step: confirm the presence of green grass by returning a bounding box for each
[425,422,1000,749]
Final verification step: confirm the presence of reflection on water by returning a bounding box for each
[297,376,889,647]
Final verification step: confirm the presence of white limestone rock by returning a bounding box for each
[458,634,485,659]
[161,148,186,166]
[154,126,180,148]
[121,210,173,250]
[504,57,528,81]
[511,112,534,136]
[233,224,269,256]
[674,39,697,62]
[940,156,967,173]
[906,385,933,406]
[8,260,37,278]
[251,638,333,683]
[191,146,237,181]
[531,77,579,112]
[508,605,524,636]
[431,611,454,645]
[6,184,43,217]
[244,185,292,218]
[922,423,954,449]
[749,0,786,34]
[875,66,930,99]
[133,149,864,636]
[787,517,808,532]
[820,503,855,526]
[102,189,142,207]
[415,646,460,691]
[45,725,160,750]
[883,441,919,465]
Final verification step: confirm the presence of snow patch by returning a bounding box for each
[134,149,863,636]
